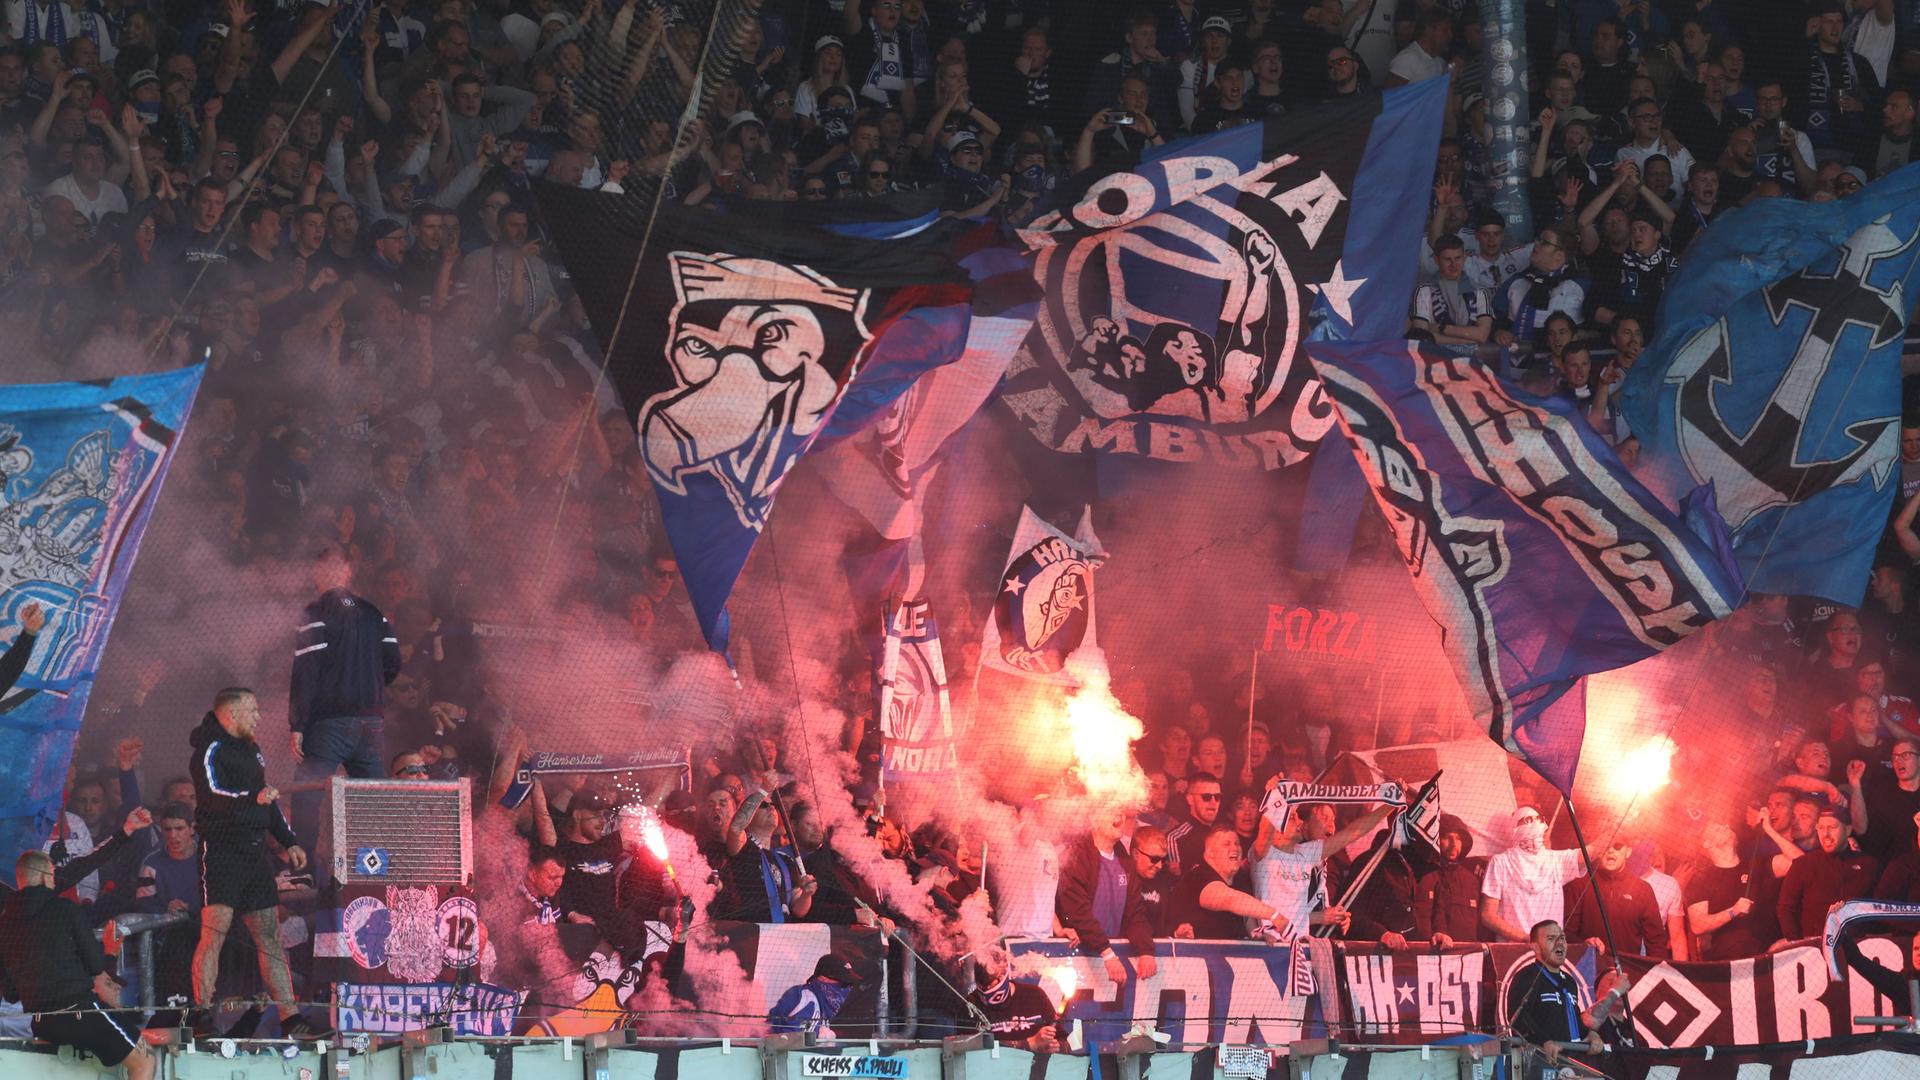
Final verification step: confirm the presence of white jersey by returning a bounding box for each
[1465,244,1531,292]
[1481,845,1583,934]
[991,839,1060,938]
[1251,838,1326,938]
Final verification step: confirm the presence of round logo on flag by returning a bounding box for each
[342,895,391,971]
[436,897,486,970]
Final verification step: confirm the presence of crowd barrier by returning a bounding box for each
[299,917,1919,1046]
[2,1031,1916,1080]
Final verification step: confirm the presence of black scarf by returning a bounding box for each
[1511,265,1569,341]
[1806,45,1859,135]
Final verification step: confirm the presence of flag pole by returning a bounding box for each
[1560,797,1621,959]
[1246,650,1259,775]
[1560,794,1639,1041]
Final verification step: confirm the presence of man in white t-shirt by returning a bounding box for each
[990,806,1060,938]
[43,139,125,225]
[1385,10,1449,87]
[1251,800,1394,938]
[1480,806,1598,942]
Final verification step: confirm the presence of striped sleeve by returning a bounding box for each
[203,740,251,798]
[295,620,329,657]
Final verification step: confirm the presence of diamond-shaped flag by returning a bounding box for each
[355,847,389,877]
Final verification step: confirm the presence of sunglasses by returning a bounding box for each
[1140,850,1168,864]
[1196,792,1222,802]
[395,764,429,777]
[868,169,890,177]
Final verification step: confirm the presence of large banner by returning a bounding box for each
[1613,940,1914,1047]
[322,894,885,1037]
[1008,938,1914,1050]
[0,365,203,865]
[1006,938,1339,1047]
[316,884,499,986]
[1306,342,1741,794]
[537,188,974,652]
[1620,161,1920,605]
[999,81,1448,469]
[877,599,958,780]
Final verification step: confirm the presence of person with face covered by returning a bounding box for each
[1480,806,1603,943]
[967,944,1063,1051]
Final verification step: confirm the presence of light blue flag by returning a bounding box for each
[1619,163,1920,606]
[0,364,204,865]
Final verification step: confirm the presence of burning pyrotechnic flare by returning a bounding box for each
[622,803,674,872]
[1060,653,1146,804]
[1609,735,1675,802]
[1048,963,1079,1010]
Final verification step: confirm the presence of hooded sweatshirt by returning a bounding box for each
[0,885,106,1009]
[1415,814,1487,942]
[188,712,298,845]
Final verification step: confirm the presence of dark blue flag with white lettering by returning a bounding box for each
[536,187,972,653]
[1619,162,1920,606]
[998,79,1447,469]
[1306,342,1740,794]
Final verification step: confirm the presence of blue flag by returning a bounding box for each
[536,187,973,653]
[1619,162,1920,606]
[1306,343,1739,794]
[0,364,204,864]
[998,78,1449,469]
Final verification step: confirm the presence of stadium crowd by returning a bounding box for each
[2,0,1920,1052]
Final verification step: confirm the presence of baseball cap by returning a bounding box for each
[1201,15,1232,34]
[127,69,160,92]
[1841,165,1869,185]
[946,130,983,153]
[572,789,613,813]
[368,219,406,241]
[814,34,844,51]
[200,22,230,39]
[66,66,96,84]
[812,953,863,984]
[725,109,765,135]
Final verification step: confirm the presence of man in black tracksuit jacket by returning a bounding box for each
[187,688,328,1040]
[0,851,154,1077]
[288,545,402,845]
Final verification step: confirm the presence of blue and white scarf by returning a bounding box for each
[21,1,104,53]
